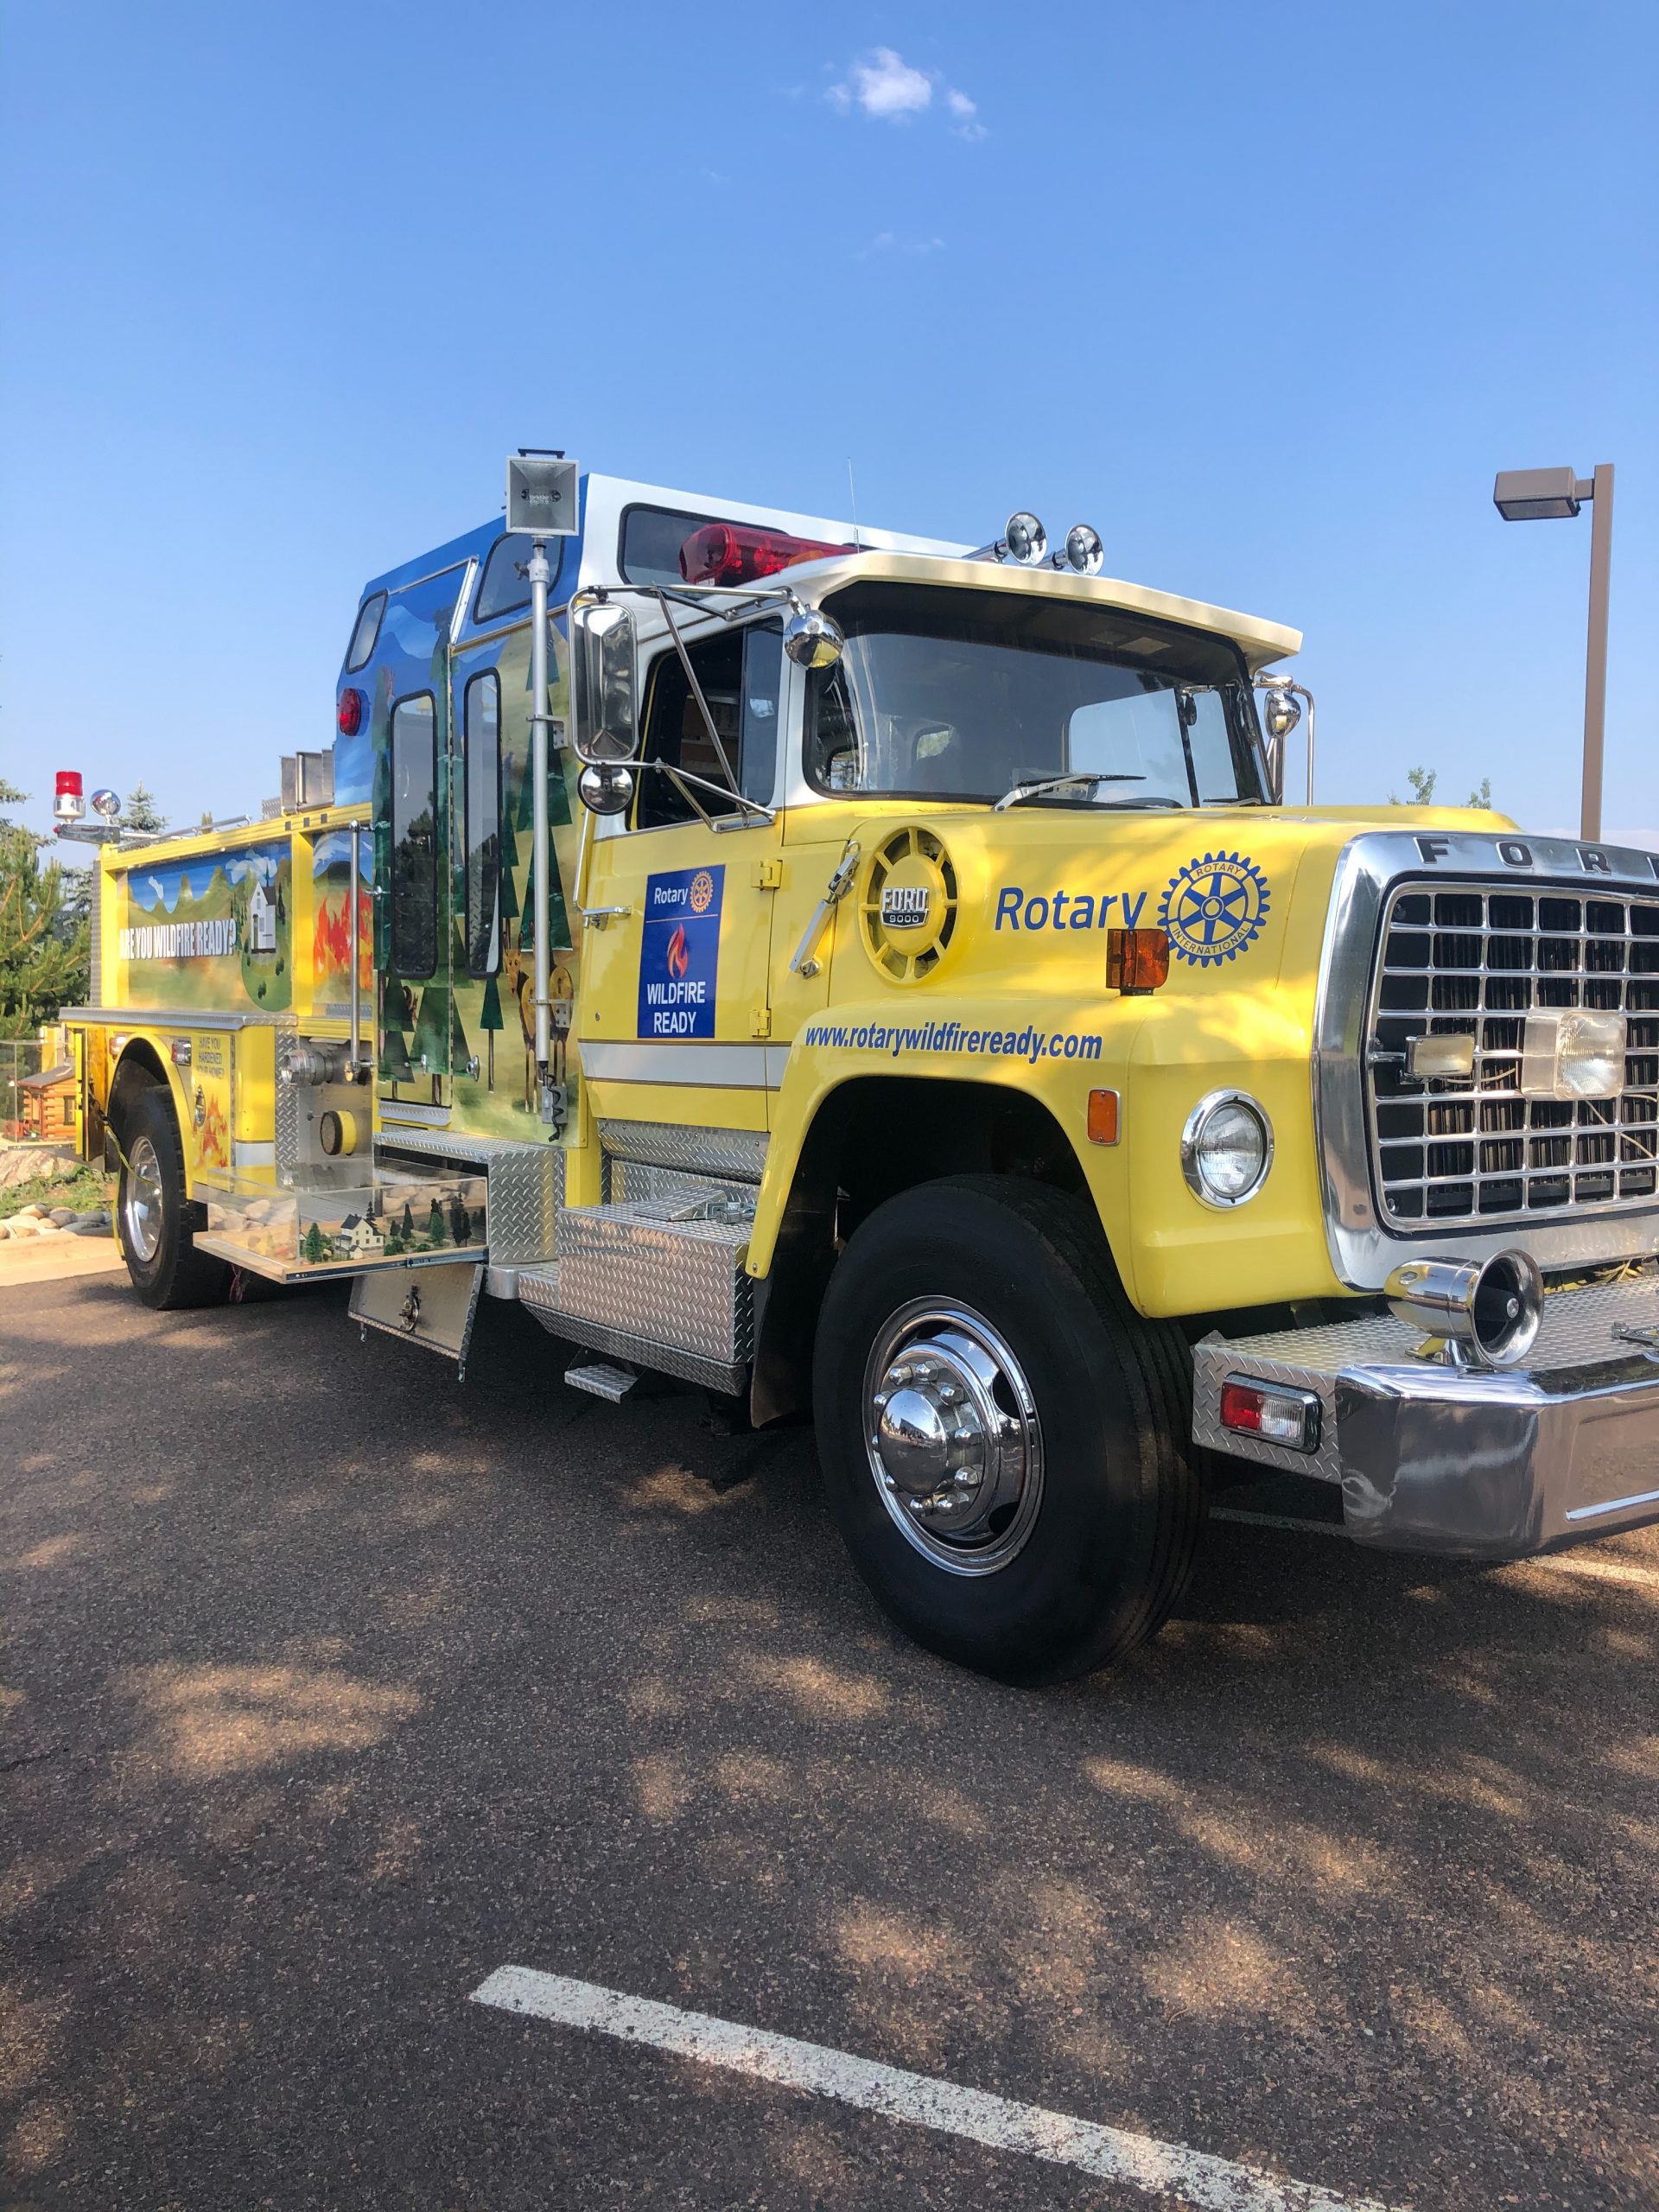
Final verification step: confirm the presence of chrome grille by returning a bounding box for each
[1367,880,1659,1227]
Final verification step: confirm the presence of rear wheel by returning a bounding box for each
[117,1085,232,1311]
[813,1175,1201,1685]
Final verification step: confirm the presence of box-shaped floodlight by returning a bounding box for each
[506,454,580,537]
[1493,467,1581,522]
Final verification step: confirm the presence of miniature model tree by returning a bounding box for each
[448,1192,472,1245]
[425,1198,448,1247]
[301,1221,329,1266]
[401,1200,416,1244]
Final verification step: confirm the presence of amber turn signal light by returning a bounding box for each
[1106,925,1170,995]
[1086,1089,1120,1145]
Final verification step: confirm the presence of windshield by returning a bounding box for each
[806,583,1267,807]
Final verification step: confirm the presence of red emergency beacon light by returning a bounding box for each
[679,522,856,587]
[54,771,85,825]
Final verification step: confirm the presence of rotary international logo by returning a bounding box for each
[689,869,715,915]
[1158,851,1270,968]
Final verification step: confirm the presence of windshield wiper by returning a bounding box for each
[994,772,1144,812]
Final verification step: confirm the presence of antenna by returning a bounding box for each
[847,458,861,550]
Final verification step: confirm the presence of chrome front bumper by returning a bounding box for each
[1192,1275,1659,1556]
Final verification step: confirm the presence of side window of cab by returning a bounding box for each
[635,622,782,830]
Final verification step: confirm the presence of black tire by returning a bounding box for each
[116,1084,233,1311]
[813,1175,1202,1686]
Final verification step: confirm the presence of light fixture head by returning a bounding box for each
[1494,466,1581,522]
[90,788,121,820]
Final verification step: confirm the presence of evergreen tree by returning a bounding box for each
[479,974,504,1089]
[118,782,168,834]
[380,975,414,1083]
[301,1221,329,1265]
[0,779,90,1037]
[426,1198,447,1247]
[448,989,472,1077]
[410,982,450,1071]
[448,1192,472,1244]
[400,1201,416,1243]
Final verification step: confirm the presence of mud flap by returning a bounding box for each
[350,1257,484,1377]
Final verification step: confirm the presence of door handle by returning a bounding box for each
[789,841,861,980]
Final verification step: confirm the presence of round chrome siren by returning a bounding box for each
[1002,512,1047,565]
[1060,523,1103,575]
[1385,1249,1543,1368]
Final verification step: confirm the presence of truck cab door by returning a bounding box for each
[578,620,785,1132]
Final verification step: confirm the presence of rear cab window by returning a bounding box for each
[345,592,386,671]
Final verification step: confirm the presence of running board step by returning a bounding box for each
[563,1360,639,1403]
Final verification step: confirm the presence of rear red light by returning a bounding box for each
[56,771,83,798]
[1219,1376,1321,1452]
[1106,925,1170,995]
[679,521,855,587]
[1219,1381,1266,1433]
[337,689,364,737]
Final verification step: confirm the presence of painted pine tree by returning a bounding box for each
[380,976,414,1083]
[479,973,503,1088]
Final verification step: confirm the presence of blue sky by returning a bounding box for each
[2,2,1654,850]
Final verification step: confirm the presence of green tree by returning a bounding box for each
[1389,766,1497,810]
[118,782,168,834]
[425,1198,447,1247]
[301,1221,330,1265]
[479,973,504,1089]
[0,779,90,1037]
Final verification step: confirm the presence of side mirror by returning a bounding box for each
[577,762,636,816]
[1259,686,1300,804]
[571,600,639,762]
[784,606,845,671]
[1262,687,1301,744]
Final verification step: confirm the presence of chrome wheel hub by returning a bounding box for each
[862,1300,1043,1575]
[123,1133,164,1264]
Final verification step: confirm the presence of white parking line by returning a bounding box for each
[1208,1507,1659,1586]
[471,1966,1403,2212]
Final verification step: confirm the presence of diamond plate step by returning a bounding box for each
[563,1361,639,1403]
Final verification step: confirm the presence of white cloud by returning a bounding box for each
[857,230,947,259]
[829,47,934,122]
[945,86,986,140]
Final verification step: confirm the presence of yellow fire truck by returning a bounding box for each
[60,458,1659,1683]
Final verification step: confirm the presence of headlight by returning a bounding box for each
[1520,1009,1625,1101]
[1181,1090,1274,1208]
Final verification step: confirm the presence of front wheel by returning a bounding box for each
[812,1176,1201,1685]
[117,1085,232,1311]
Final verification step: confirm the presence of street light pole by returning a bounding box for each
[1580,463,1614,845]
[1492,461,1616,844]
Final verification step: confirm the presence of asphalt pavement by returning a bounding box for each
[3,1272,1656,2210]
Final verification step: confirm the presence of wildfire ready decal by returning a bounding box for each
[638,866,724,1039]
